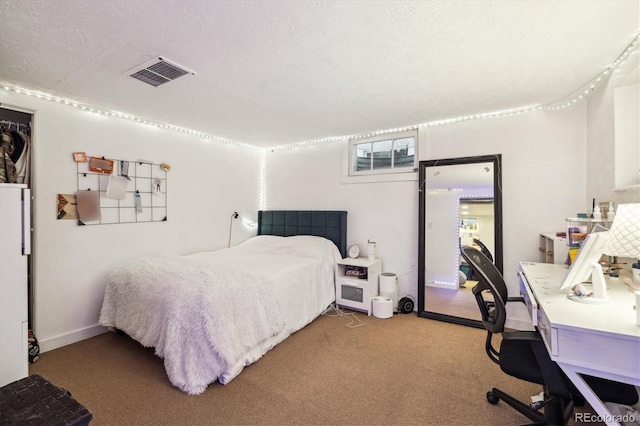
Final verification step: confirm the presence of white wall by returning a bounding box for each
[266,106,587,328]
[266,140,420,299]
[586,46,640,205]
[0,80,601,347]
[1,91,261,352]
[614,85,640,189]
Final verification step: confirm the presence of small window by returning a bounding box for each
[349,130,417,176]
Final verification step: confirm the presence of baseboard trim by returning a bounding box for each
[39,324,109,353]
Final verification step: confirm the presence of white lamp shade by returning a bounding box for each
[602,203,640,258]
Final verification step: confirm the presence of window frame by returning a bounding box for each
[348,129,418,177]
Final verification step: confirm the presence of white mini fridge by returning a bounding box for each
[0,183,31,387]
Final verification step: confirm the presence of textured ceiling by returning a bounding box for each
[0,1,638,148]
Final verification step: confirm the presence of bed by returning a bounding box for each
[98,210,347,395]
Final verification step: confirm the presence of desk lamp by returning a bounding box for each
[603,204,640,285]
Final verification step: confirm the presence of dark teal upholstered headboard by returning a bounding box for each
[257,210,347,258]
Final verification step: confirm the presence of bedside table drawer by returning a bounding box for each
[340,284,364,303]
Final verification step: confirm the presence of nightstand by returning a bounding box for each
[335,257,382,315]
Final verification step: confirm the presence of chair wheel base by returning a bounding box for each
[487,391,499,405]
[529,400,545,411]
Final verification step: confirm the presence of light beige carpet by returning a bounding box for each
[29,312,603,425]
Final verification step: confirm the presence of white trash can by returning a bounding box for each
[372,296,393,319]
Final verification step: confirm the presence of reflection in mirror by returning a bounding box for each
[418,155,503,327]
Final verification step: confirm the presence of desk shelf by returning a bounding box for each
[565,218,612,250]
[566,217,612,233]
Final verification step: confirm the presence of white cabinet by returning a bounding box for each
[335,258,382,316]
[539,233,568,264]
[0,184,29,387]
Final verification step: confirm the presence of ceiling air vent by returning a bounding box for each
[126,57,195,87]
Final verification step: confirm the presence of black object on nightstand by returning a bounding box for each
[0,374,93,425]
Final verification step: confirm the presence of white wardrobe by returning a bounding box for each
[0,183,30,387]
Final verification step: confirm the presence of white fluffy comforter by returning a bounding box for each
[99,235,339,394]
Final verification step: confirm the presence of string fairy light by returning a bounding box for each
[426,188,464,193]
[269,31,640,150]
[2,31,638,153]
[541,32,640,111]
[0,83,259,151]
[259,151,267,211]
[4,32,636,221]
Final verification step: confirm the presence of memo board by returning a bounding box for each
[76,159,167,225]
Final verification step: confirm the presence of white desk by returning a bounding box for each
[518,262,640,426]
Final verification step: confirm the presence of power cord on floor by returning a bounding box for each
[321,303,366,328]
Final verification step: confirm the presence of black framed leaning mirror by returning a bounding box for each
[417,154,503,327]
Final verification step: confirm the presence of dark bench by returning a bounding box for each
[0,374,93,425]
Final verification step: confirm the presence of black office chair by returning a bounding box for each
[460,239,492,282]
[460,246,638,425]
[473,238,493,263]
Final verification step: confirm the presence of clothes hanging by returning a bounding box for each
[0,130,17,183]
[9,131,24,163]
[14,130,31,185]
[0,121,31,185]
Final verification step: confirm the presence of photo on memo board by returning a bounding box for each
[72,152,87,163]
[76,190,101,222]
[57,194,77,220]
[88,156,114,174]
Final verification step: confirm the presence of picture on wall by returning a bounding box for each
[57,194,77,220]
[152,177,162,195]
[88,156,114,174]
[76,190,101,222]
[460,218,478,230]
[72,152,87,163]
